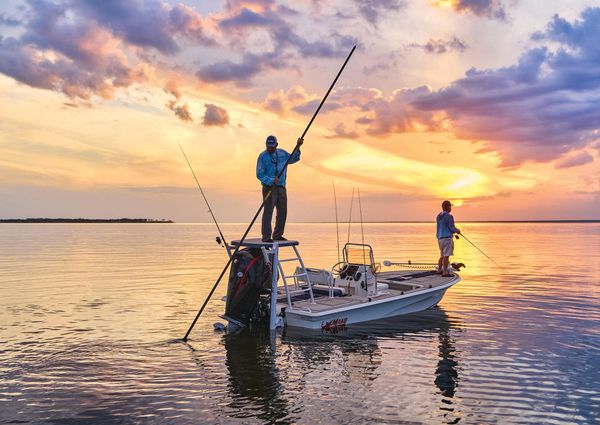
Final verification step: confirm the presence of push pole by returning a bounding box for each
[182,45,357,341]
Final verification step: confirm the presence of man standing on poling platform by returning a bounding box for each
[256,135,303,242]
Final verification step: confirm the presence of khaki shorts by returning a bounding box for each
[438,237,454,257]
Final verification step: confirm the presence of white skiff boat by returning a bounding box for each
[222,238,461,332]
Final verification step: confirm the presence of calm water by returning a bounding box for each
[0,223,599,424]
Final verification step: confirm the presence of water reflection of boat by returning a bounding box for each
[223,328,289,422]
[290,308,463,424]
[222,308,462,423]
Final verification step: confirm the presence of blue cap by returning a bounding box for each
[266,135,277,146]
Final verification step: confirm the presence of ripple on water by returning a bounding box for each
[0,223,599,424]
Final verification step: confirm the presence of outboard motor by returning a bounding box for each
[223,248,272,328]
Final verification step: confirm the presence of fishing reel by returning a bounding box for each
[451,262,466,271]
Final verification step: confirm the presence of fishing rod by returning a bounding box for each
[357,188,369,292]
[332,180,340,263]
[177,142,231,257]
[182,45,357,342]
[347,187,355,245]
[458,233,502,269]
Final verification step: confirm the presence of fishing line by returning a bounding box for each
[459,233,502,269]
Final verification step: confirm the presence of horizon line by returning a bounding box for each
[2,218,599,224]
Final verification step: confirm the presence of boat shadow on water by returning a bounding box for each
[221,307,463,424]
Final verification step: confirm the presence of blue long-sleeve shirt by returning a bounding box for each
[436,211,459,239]
[256,148,301,187]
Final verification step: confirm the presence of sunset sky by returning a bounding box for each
[0,0,599,222]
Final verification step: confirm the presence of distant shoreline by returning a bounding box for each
[0,218,174,223]
[1,219,598,224]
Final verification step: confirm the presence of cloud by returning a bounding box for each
[0,34,148,100]
[262,86,381,117]
[352,7,600,166]
[0,0,165,100]
[196,50,290,86]
[430,0,508,20]
[261,89,286,114]
[409,37,468,54]
[219,6,278,28]
[164,80,182,99]
[311,0,405,25]
[261,85,318,115]
[261,85,369,116]
[202,103,230,127]
[74,0,215,54]
[198,4,357,85]
[167,100,193,123]
[0,0,357,97]
[292,99,343,115]
[325,123,360,139]
[0,14,21,26]
[352,0,406,25]
[224,0,276,13]
[554,151,594,169]
[0,0,222,101]
[355,86,442,136]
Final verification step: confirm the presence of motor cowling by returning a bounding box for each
[223,248,272,327]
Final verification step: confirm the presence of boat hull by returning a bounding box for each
[283,280,457,330]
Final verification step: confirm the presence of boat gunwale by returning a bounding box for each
[281,274,460,318]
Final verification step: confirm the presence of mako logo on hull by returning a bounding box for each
[321,318,348,333]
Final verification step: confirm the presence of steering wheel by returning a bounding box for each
[332,262,350,277]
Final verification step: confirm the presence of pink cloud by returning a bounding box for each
[202,103,230,127]
[167,100,193,123]
[554,152,594,169]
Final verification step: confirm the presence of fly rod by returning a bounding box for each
[182,45,357,341]
[178,142,230,257]
[458,233,501,269]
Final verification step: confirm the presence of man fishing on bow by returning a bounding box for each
[256,135,303,243]
[436,200,461,276]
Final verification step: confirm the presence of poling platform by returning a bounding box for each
[230,238,299,248]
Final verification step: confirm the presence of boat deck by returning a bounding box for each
[277,270,457,313]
